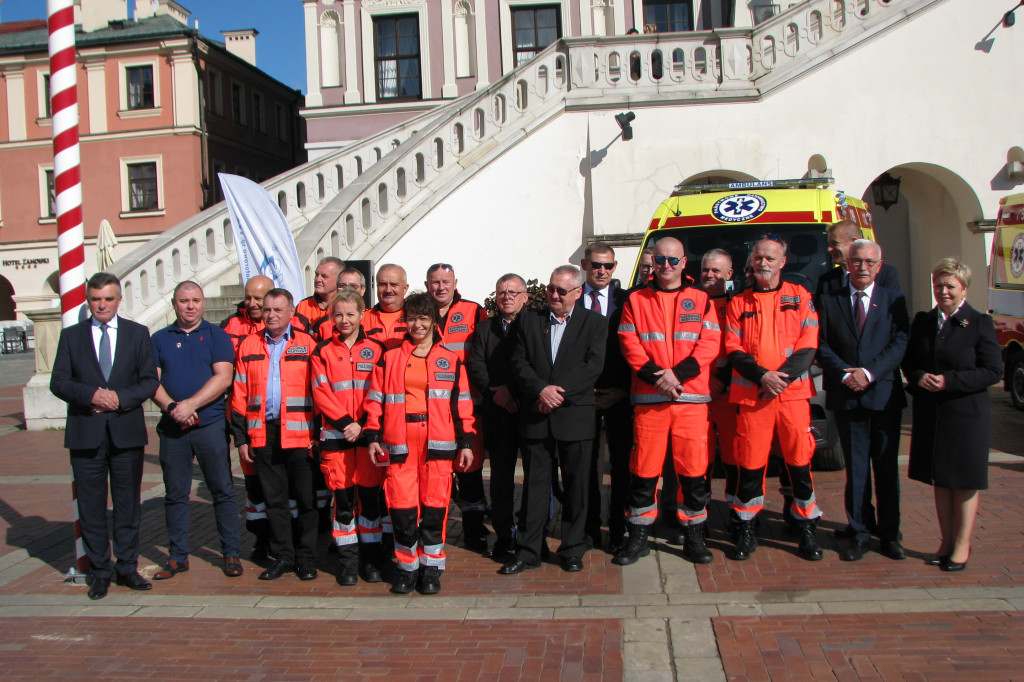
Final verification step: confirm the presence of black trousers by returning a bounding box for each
[837,407,901,542]
[517,436,591,563]
[254,420,317,565]
[70,425,144,579]
[483,412,522,542]
[586,403,634,542]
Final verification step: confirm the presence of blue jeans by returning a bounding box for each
[159,421,240,561]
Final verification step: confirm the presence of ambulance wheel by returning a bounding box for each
[1010,354,1024,412]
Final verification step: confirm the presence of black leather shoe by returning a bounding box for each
[941,551,970,572]
[390,570,418,594]
[87,576,110,600]
[336,562,358,587]
[258,560,293,581]
[925,553,950,567]
[606,536,627,556]
[295,560,318,581]
[559,556,584,573]
[484,537,517,560]
[417,567,441,595]
[879,540,906,561]
[839,540,868,562]
[498,558,541,575]
[114,572,152,591]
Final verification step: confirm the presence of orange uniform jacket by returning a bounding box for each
[296,296,330,329]
[363,305,408,349]
[222,307,265,348]
[310,331,385,452]
[618,282,721,404]
[230,328,318,449]
[724,281,818,405]
[438,295,487,360]
[362,340,476,464]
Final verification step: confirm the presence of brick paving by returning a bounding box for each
[0,352,1022,680]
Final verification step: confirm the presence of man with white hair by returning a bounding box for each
[499,265,607,575]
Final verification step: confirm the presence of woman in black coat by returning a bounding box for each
[902,258,1002,572]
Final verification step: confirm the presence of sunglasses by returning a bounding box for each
[653,255,681,266]
[588,261,615,270]
[428,263,453,273]
[756,233,783,243]
[546,284,581,296]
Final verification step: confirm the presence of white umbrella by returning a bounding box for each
[96,219,118,271]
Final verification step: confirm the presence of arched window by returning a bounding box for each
[378,183,389,215]
[319,10,342,88]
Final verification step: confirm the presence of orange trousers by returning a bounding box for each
[320,447,384,547]
[708,396,738,502]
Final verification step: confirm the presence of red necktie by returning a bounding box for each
[590,290,601,314]
[854,291,867,335]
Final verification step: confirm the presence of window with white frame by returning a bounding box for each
[374,14,422,100]
[39,72,52,119]
[126,65,155,109]
[643,0,693,33]
[511,5,561,67]
[119,157,163,215]
[39,166,56,219]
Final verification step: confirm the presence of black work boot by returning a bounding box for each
[782,496,800,536]
[730,519,758,561]
[358,544,383,583]
[462,509,490,552]
[681,523,713,564]
[417,566,441,595]
[797,520,823,561]
[612,524,651,566]
[390,569,417,594]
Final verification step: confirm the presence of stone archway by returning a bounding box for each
[861,163,985,314]
[680,169,759,185]
[0,276,15,321]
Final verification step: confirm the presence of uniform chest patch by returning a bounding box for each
[286,346,308,355]
[447,325,469,333]
[436,358,451,370]
[451,312,464,323]
[679,314,701,323]
[356,362,374,372]
[681,299,695,312]
[360,348,375,359]
[435,372,456,382]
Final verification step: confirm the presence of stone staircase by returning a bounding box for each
[108,0,945,331]
[204,284,245,327]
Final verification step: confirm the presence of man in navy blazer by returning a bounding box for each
[817,219,900,296]
[817,240,908,561]
[499,265,607,575]
[50,272,159,599]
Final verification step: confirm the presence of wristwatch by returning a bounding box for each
[166,402,178,414]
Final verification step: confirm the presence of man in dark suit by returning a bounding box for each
[50,272,159,600]
[817,220,900,295]
[577,242,633,553]
[817,240,909,561]
[468,273,529,560]
[499,265,606,575]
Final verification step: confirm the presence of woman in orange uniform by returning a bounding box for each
[364,293,475,595]
[310,290,387,586]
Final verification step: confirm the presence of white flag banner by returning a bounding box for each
[219,173,305,303]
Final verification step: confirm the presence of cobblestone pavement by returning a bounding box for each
[1,372,1022,680]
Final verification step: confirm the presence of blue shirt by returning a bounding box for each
[151,319,235,426]
[549,310,572,361]
[264,325,292,421]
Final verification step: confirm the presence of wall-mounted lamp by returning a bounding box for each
[615,112,636,141]
[871,172,902,212]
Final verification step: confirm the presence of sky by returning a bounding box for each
[0,0,307,93]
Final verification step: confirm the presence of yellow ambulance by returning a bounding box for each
[631,178,873,470]
[989,194,1024,411]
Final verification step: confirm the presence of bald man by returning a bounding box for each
[363,264,409,349]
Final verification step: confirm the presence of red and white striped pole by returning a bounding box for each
[48,0,89,577]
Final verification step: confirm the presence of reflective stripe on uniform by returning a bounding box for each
[247,396,262,410]
[286,420,315,431]
[285,396,313,410]
[673,331,699,342]
[234,372,247,383]
[332,519,358,546]
[639,332,666,341]
[458,391,472,402]
[618,323,636,332]
[444,342,467,351]
[420,542,446,569]
[358,515,383,544]
[728,325,743,339]
[367,390,384,403]
[330,379,353,391]
[677,505,708,525]
[385,393,405,404]
[428,388,452,400]
[312,374,329,388]
[703,321,720,331]
[244,498,266,521]
[733,495,764,521]
[246,419,263,431]
[386,443,410,456]
[428,439,457,451]
[352,379,371,390]
[395,542,419,571]
[801,319,819,328]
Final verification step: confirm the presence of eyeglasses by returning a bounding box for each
[653,255,681,266]
[546,284,581,296]
[847,258,880,268]
[497,290,525,298]
[588,261,615,270]
[428,263,453,273]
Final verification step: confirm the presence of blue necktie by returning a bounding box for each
[99,323,112,381]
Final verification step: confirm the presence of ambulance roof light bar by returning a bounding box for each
[671,178,835,196]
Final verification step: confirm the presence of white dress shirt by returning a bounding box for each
[582,284,609,317]
[845,282,874,383]
[90,315,119,367]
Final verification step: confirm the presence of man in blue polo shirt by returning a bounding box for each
[151,281,242,579]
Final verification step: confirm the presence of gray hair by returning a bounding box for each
[318,256,344,269]
[701,248,732,268]
[497,272,527,289]
[849,239,882,260]
[338,267,366,287]
[551,265,584,288]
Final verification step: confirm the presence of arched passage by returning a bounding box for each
[679,169,760,185]
[861,162,985,313]
[0,276,15,321]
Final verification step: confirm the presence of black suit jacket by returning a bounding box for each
[816,285,908,411]
[575,284,631,391]
[816,263,900,296]
[512,307,607,442]
[50,316,158,450]
[468,315,521,435]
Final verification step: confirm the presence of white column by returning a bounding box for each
[343,0,361,104]
[83,59,107,134]
[170,52,199,128]
[5,68,27,141]
[440,0,458,98]
[474,0,489,88]
[303,0,323,107]
[581,0,593,35]
[612,0,626,34]
[693,0,704,30]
